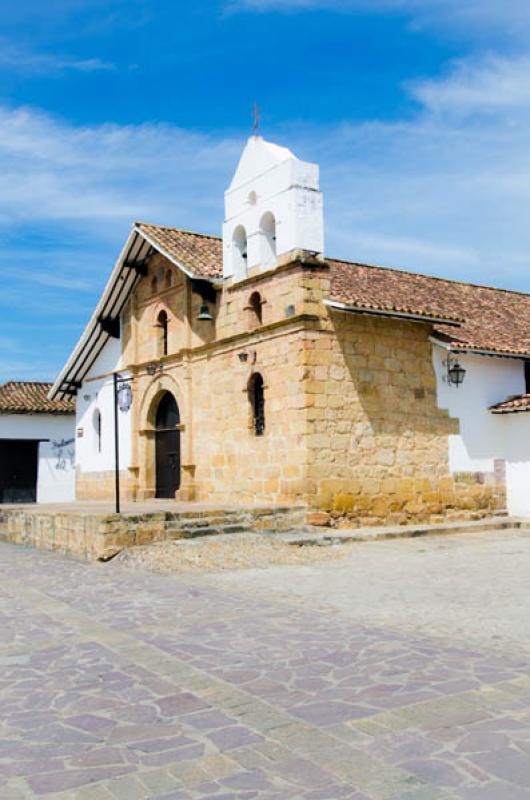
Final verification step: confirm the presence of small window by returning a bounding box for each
[248,291,263,325]
[165,270,173,289]
[525,362,530,394]
[151,276,158,295]
[93,409,102,453]
[157,310,168,356]
[248,373,265,436]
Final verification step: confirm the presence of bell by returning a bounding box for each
[197,303,213,321]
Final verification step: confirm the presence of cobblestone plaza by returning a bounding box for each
[1,530,530,798]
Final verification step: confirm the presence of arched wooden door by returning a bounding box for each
[155,392,180,498]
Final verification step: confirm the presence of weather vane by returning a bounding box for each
[252,101,261,135]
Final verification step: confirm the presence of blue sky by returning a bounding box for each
[2,0,530,380]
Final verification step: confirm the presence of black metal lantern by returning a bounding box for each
[448,358,466,387]
[117,381,132,413]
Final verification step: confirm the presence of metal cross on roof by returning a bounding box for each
[253,101,260,135]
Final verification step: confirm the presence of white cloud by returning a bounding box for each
[2,53,530,326]
[0,41,114,74]
[227,0,530,40]
[0,105,240,232]
[411,55,530,116]
[345,233,479,268]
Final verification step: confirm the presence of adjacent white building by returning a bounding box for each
[432,344,530,517]
[0,382,75,503]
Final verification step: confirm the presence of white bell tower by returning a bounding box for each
[222,136,324,281]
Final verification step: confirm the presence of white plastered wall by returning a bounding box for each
[0,414,75,502]
[501,414,530,516]
[433,345,530,516]
[223,136,324,280]
[75,335,132,476]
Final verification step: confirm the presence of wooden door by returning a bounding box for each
[0,440,39,503]
[155,393,180,499]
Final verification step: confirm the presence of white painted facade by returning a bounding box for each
[433,345,530,516]
[223,136,324,280]
[0,414,75,503]
[503,416,530,517]
[75,335,132,479]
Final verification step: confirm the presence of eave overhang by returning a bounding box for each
[430,336,530,361]
[324,299,462,327]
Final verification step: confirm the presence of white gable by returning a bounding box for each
[223,135,324,280]
[228,137,295,190]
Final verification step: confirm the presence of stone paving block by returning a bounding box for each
[139,743,205,768]
[27,766,134,795]
[166,759,210,786]
[190,753,241,781]
[139,767,183,794]
[205,724,264,751]
[251,740,294,762]
[73,784,117,800]
[272,757,335,788]
[106,773,150,800]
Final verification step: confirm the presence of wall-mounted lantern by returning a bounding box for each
[447,354,466,387]
[238,351,248,363]
[117,381,132,413]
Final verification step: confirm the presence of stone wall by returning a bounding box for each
[118,253,328,507]
[78,250,505,525]
[0,506,305,560]
[303,312,505,525]
[76,468,137,502]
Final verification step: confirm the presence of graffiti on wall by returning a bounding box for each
[51,438,75,471]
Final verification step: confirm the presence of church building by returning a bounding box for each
[49,136,530,524]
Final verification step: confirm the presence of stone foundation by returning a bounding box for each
[0,505,306,561]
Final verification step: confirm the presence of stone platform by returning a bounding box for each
[0,500,306,561]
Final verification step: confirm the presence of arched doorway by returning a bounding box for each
[155,392,180,498]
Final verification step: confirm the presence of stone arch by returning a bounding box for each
[150,301,173,359]
[137,372,190,500]
[140,372,187,432]
[246,290,264,329]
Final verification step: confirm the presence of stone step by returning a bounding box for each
[168,523,252,540]
[165,514,247,530]
[270,515,521,548]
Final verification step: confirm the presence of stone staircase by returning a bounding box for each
[162,507,303,540]
[272,514,527,547]
[0,505,528,561]
[0,504,307,560]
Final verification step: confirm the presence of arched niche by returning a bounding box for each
[232,225,248,279]
[260,211,276,268]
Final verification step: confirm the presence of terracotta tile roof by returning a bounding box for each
[136,223,223,280]
[135,224,530,358]
[490,394,530,414]
[329,259,530,357]
[329,259,464,324]
[0,382,75,414]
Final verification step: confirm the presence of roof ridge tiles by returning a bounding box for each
[135,222,222,241]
